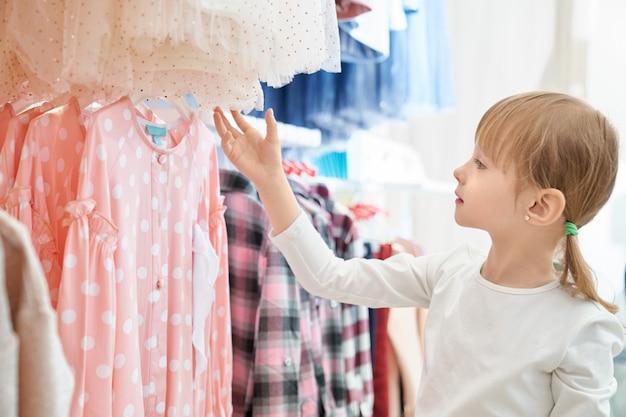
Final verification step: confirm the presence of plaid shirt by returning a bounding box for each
[293,179,374,417]
[221,170,320,417]
[222,169,373,417]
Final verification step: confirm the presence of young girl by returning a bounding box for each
[213,91,625,416]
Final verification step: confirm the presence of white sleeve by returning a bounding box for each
[551,313,625,417]
[269,210,450,308]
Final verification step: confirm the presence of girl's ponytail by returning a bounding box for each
[561,227,619,313]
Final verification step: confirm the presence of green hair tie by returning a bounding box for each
[564,221,578,236]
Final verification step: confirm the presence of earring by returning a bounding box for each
[524,215,530,221]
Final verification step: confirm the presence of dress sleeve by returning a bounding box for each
[204,149,232,417]
[57,199,120,417]
[551,313,625,416]
[6,187,63,307]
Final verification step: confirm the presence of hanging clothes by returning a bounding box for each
[0,209,74,417]
[221,168,374,417]
[4,97,88,308]
[55,96,231,417]
[291,176,374,417]
[250,0,454,142]
[293,187,350,417]
[4,97,160,309]
[303,180,374,417]
[1,0,341,112]
[336,0,374,22]
[371,307,391,417]
[369,244,393,417]
[220,168,322,417]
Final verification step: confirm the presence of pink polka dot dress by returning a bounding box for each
[56,96,231,417]
[5,97,87,309]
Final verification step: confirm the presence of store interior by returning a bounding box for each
[1,1,625,416]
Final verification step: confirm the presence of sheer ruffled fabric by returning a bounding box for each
[0,0,340,112]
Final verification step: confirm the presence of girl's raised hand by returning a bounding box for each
[212,107,284,189]
[213,107,302,233]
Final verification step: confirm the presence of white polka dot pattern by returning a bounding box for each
[55,96,232,417]
[3,98,87,309]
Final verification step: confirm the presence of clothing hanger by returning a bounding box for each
[131,93,194,122]
[170,96,193,121]
[10,97,51,115]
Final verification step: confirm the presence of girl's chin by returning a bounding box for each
[453,212,470,228]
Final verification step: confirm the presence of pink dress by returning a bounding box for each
[5,97,87,308]
[57,96,231,417]
[6,98,161,309]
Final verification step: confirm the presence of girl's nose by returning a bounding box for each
[453,158,470,182]
[453,165,462,182]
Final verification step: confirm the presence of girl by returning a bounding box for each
[213,91,625,416]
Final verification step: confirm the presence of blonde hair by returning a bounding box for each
[475,91,620,313]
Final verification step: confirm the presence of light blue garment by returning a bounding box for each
[251,0,455,142]
[407,0,455,112]
[403,0,421,13]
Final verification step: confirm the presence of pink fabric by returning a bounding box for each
[0,104,51,207]
[5,97,87,307]
[57,96,231,417]
[0,103,15,148]
[5,98,160,309]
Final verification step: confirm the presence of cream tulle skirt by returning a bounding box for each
[0,0,340,112]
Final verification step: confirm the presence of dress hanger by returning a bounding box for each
[131,93,194,122]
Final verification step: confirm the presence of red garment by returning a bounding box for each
[372,307,390,417]
[372,243,393,417]
[336,0,373,21]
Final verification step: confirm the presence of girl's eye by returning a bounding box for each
[473,159,486,169]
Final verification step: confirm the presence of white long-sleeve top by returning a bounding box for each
[270,211,626,417]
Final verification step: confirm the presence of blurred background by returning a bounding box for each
[251,0,626,297]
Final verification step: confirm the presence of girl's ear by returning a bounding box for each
[527,188,566,225]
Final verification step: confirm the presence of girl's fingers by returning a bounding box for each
[264,108,279,146]
[230,110,254,134]
[214,107,244,138]
[212,108,230,136]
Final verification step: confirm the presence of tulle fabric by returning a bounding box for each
[0,0,340,112]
